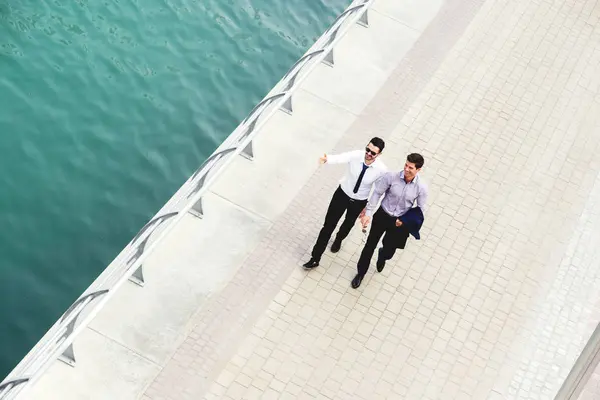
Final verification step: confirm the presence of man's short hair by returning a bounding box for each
[369,137,385,153]
[407,153,424,169]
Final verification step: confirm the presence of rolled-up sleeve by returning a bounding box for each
[326,150,361,165]
[365,173,391,217]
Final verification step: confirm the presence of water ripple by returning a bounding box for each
[0,0,349,377]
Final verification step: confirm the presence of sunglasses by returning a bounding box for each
[365,147,378,156]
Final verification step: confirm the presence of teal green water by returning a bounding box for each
[0,0,348,378]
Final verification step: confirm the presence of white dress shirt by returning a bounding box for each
[326,150,387,200]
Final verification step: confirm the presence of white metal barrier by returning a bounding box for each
[0,0,373,398]
[554,323,600,400]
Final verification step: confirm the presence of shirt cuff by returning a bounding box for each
[325,153,341,164]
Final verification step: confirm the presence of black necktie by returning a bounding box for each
[353,163,369,193]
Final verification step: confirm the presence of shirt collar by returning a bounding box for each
[399,171,419,184]
[363,157,378,168]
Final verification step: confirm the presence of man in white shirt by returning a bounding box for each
[303,137,387,269]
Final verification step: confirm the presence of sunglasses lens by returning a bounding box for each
[365,147,377,155]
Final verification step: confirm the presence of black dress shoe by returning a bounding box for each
[351,274,364,289]
[302,258,319,269]
[376,248,386,273]
[330,240,342,253]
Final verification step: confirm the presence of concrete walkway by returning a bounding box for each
[152,0,600,398]
[23,0,600,398]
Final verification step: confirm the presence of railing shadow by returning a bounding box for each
[0,0,373,398]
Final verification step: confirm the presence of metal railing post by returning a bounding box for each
[323,51,334,67]
[241,141,254,160]
[190,198,204,219]
[0,1,376,397]
[59,344,76,367]
[280,97,293,114]
[129,265,145,286]
[358,9,369,27]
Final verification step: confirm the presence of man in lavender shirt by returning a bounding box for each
[352,153,429,289]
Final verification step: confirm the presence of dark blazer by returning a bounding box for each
[399,206,424,240]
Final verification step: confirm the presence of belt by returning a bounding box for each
[338,185,367,202]
[379,208,400,219]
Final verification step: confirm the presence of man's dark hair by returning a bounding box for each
[407,153,424,169]
[369,137,385,153]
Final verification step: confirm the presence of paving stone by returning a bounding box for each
[143,0,600,398]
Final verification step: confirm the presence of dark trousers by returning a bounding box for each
[311,186,367,261]
[356,208,410,276]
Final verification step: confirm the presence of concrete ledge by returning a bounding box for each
[21,329,160,400]
[15,0,445,398]
[87,192,272,366]
[211,89,356,221]
[301,9,422,115]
